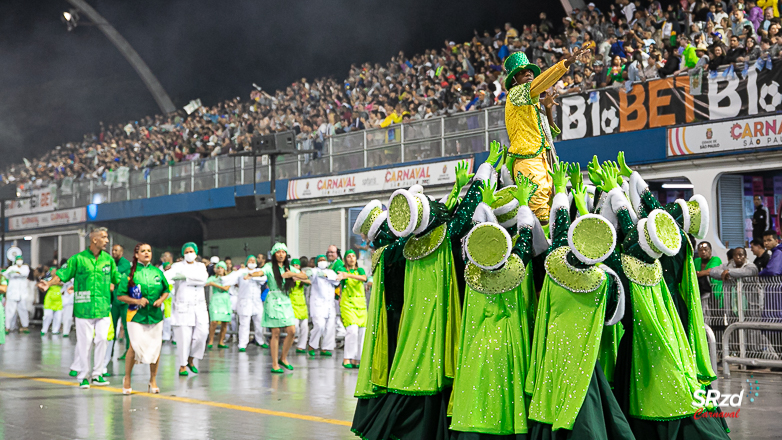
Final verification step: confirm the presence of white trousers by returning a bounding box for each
[238,312,265,349]
[335,300,346,338]
[309,315,336,350]
[75,317,111,381]
[42,309,63,334]
[5,298,29,330]
[102,316,124,373]
[344,325,365,361]
[62,304,74,336]
[294,318,309,350]
[173,309,209,367]
[162,317,173,341]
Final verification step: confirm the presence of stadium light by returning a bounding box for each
[661,183,694,189]
[61,9,80,31]
[63,11,71,21]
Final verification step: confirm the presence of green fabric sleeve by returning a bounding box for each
[550,123,561,138]
[639,189,663,219]
[617,207,636,237]
[110,258,121,286]
[358,267,366,276]
[512,226,534,267]
[448,181,483,239]
[56,256,78,282]
[550,207,570,250]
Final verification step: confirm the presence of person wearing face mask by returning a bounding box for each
[4,255,31,333]
[43,228,121,389]
[221,255,268,352]
[165,242,209,376]
[307,255,341,357]
[116,243,170,394]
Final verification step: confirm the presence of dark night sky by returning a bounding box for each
[0,0,564,165]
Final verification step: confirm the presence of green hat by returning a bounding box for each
[216,262,227,270]
[245,255,257,265]
[14,255,23,261]
[270,242,288,256]
[291,259,300,266]
[181,242,198,256]
[316,254,327,261]
[344,249,356,258]
[567,214,616,265]
[352,200,387,242]
[503,52,541,90]
[637,209,682,259]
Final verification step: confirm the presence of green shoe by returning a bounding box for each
[308,350,317,357]
[279,360,294,371]
[218,344,229,349]
[271,368,284,374]
[171,341,176,345]
[92,376,109,386]
[342,363,353,369]
[103,372,111,378]
[207,344,213,349]
[239,348,246,352]
[179,370,188,377]
[187,364,198,374]
[321,351,332,357]
[41,331,46,336]
[79,379,90,389]
[63,334,69,338]
[296,349,307,354]
[69,370,78,377]
[118,352,126,361]
[22,328,30,334]
[260,343,269,349]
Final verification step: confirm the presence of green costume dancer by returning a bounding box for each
[596,166,730,440]
[525,162,633,440]
[352,154,498,440]
[450,175,540,439]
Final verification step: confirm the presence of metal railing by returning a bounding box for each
[49,107,508,209]
[702,276,782,375]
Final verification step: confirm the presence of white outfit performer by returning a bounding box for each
[41,308,63,335]
[222,268,268,349]
[166,259,209,369]
[62,280,75,336]
[3,260,30,331]
[307,265,340,351]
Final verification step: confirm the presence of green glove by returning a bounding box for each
[598,165,619,193]
[548,158,569,195]
[513,173,537,207]
[617,151,633,178]
[454,159,474,189]
[571,180,589,216]
[487,140,504,168]
[587,155,603,188]
[568,162,583,189]
[480,180,497,207]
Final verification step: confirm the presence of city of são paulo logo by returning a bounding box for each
[691,376,762,419]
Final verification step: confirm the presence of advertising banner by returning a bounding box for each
[557,63,782,141]
[8,207,86,231]
[3,184,58,216]
[287,158,474,200]
[667,113,782,157]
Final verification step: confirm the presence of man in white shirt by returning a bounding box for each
[4,256,31,333]
[622,0,637,23]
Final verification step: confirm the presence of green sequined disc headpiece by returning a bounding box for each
[567,214,616,265]
[352,199,388,242]
[646,209,681,257]
[670,195,709,239]
[465,222,512,270]
[387,189,421,238]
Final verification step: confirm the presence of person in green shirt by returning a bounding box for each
[338,250,367,369]
[117,243,169,394]
[44,227,121,389]
[40,267,64,336]
[0,275,7,345]
[206,262,231,349]
[694,241,723,301]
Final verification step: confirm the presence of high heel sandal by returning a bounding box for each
[122,377,132,395]
[148,384,160,394]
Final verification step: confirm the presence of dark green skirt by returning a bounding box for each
[451,432,528,440]
[628,415,730,440]
[528,364,635,440]
[352,388,452,440]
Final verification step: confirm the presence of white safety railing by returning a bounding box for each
[49,107,508,209]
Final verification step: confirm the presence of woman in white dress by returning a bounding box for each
[165,242,209,377]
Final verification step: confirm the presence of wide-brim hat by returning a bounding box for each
[464,222,512,270]
[638,209,682,259]
[568,214,616,265]
[503,51,541,90]
[409,185,432,235]
[352,199,388,242]
[387,189,423,238]
[491,185,520,229]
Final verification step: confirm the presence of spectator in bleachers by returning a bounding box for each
[695,241,723,298]
[751,238,771,271]
[759,230,782,276]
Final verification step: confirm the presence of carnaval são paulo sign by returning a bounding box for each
[8,207,86,231]
[667,113,782,157]
[286,158,474,200]
[557,61,782,141]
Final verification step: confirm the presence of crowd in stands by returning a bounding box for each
[4,0,781,189]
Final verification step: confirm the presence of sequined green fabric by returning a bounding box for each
[414,196,425,230]
[654,213,680,251]
[544,247,606,293]
[496,208,519,225]
[508,83,538,106]
[687,201,701,235]
[403,223,447,261]
[466,224,508,268]
[643,227,663,255]
[621,253,662,286]
[371,245,387,273]
[360,207,383,236]
[389,194,411,233]
[491,186,517,209]
[465,254,525,294]
[572,217,613,261]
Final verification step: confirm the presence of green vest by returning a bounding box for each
[57,249,121,319]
